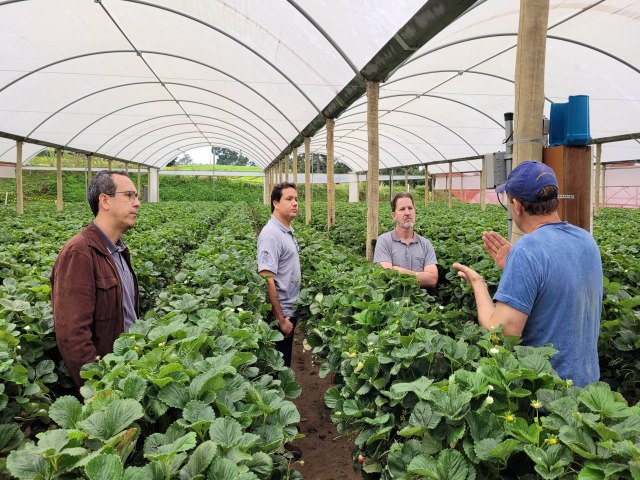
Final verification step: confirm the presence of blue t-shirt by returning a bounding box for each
[494,222,602,387]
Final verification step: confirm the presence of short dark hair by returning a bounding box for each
[87,170,129,217]
[391,192,414,212]
[510,185,559,215]
[271,182,297,213]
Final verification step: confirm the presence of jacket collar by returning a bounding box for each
[82,222,114,257]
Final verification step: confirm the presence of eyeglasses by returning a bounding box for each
[106,191,140,202]
[497,191,509,211]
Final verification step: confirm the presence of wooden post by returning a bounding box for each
[279,159,283,183]
[124,162,129,175]
[511,0,549,242]
[326,118,336,227]
[304,137,311,224]
[594,143,601,216]
[365,80,380,261]
[448,162,453,209]
[480,158,487,211]
[389,169,394,199]
[56,148,63,211]
[405,168,409,192]
[285,155,289,183]
[292,146,298,186]
[108,159,112,171]
[601,163,607,210]
[87,155,92,184]
[356,173,360,202]
[155,168,159,201]
[16,140,24,215]
[424,166,429,208]
[137,165,141,197]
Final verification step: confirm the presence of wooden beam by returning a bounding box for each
[326,118,336,227]
[511,0,549,242]
[137,165,141,199]
[480,157,487,211]
[594,143,601,216]
[304,137,311,225]
[405,168,409,192]
[16,140,24,215]
[365,81,380,262]
[292,146,298,185]
[448,162,452,209]
[56,148,63,212]
[424,166,429,208]
[285,155,289,183]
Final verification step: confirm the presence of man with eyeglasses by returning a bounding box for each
[51,170,141,388]
[453,161,602,387]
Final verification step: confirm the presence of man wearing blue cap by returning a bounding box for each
[453,161,602,387]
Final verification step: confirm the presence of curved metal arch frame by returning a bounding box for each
[129,129,269,166]
[306,140,368,171]
[146,135,264,168]
[120,0,322,112]
[336,120,447,161]
[310,136,398,170]
[400,32,640,76]
[383,69,554,105]
[338,108,484,158]
[63,98,282,156]
[0,49,300,138]
[114,121,271,163]
[97,113,274,160]
[347,93,504,130]
[153,140,265,169]
[26,80,291,146]
[313,128,422,167]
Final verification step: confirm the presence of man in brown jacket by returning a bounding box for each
[51,170,140,387]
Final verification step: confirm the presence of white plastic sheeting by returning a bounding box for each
[311,0,640,173]
[1,1,639,173]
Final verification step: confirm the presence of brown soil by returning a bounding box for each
[290,330,361,480]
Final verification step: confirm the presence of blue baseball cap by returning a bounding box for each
[495,161,558,201]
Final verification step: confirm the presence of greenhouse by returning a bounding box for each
[1,1,639,479]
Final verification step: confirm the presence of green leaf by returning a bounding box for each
[206,458,243,480]
[158,381,190,409]
[123,466,154,480]
[559,426,598,459]
[277,368,301,399]
[209,418,243,448]
[578,384,631,419]
[389,377,434,401]
[324,387,342,409]
[407,454,438,478]
[524,444,573,479]
[409,402,441,430]
[85,454,124,480]
[179,441,217,479]
[81,399,144,441]
[244,452,273,477]
[436,449,473,480]
[6,449,47,480]
[0,423,23,452]
[182,400,216,425]
[508,417,541,445]
[49,395,83,429]
[157,432,197,456]
[428,384,472,421]
[121,375,148,402]
[475,438,521,463]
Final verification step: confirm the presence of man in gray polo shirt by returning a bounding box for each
[374,192,438,288]
[258,182,301,367]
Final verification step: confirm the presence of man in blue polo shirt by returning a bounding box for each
[257,182,301,368]
[374,192,438,288]
[453,161,602,386]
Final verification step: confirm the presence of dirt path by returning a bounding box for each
[291,330,360,480]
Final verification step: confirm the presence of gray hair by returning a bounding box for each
[87,170,128,216]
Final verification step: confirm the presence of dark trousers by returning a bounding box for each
[272,315,297,367]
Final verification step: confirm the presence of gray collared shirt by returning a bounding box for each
[257,216,301,317]
[373,229,437,272]
[94,222,137,332]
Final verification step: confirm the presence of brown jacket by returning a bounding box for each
[51,222,139,387]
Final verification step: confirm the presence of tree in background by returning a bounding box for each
[294,153,351,174]
[214,148,256,167]
[166,152,193,167]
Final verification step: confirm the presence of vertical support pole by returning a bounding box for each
[137,165,141,197]
[594,143,601,216]
[326,118,335,227]
[404,168,409,192]
[292,146,298,186]
[356,173,361,202]
[424,166,429,208]
[16,140,24,215]
[147,167,151,202]
[389,169,394,199]
[285,155,289,183]
[511,0,549,242]
[304,137,311,225]
[365,80,380,262]
[108,159,112,171]
[480,157,487,211]
[601,163,607,210]
[278,159,283,183]
[56,148,63,212]
[124,162,129,175]
[448,162,453,209]
[460,172,464,204]
[87,155,93,185]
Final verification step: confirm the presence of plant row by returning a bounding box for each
[284,203,640,479]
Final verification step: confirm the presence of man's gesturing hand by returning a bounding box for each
[482,231,512,270]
